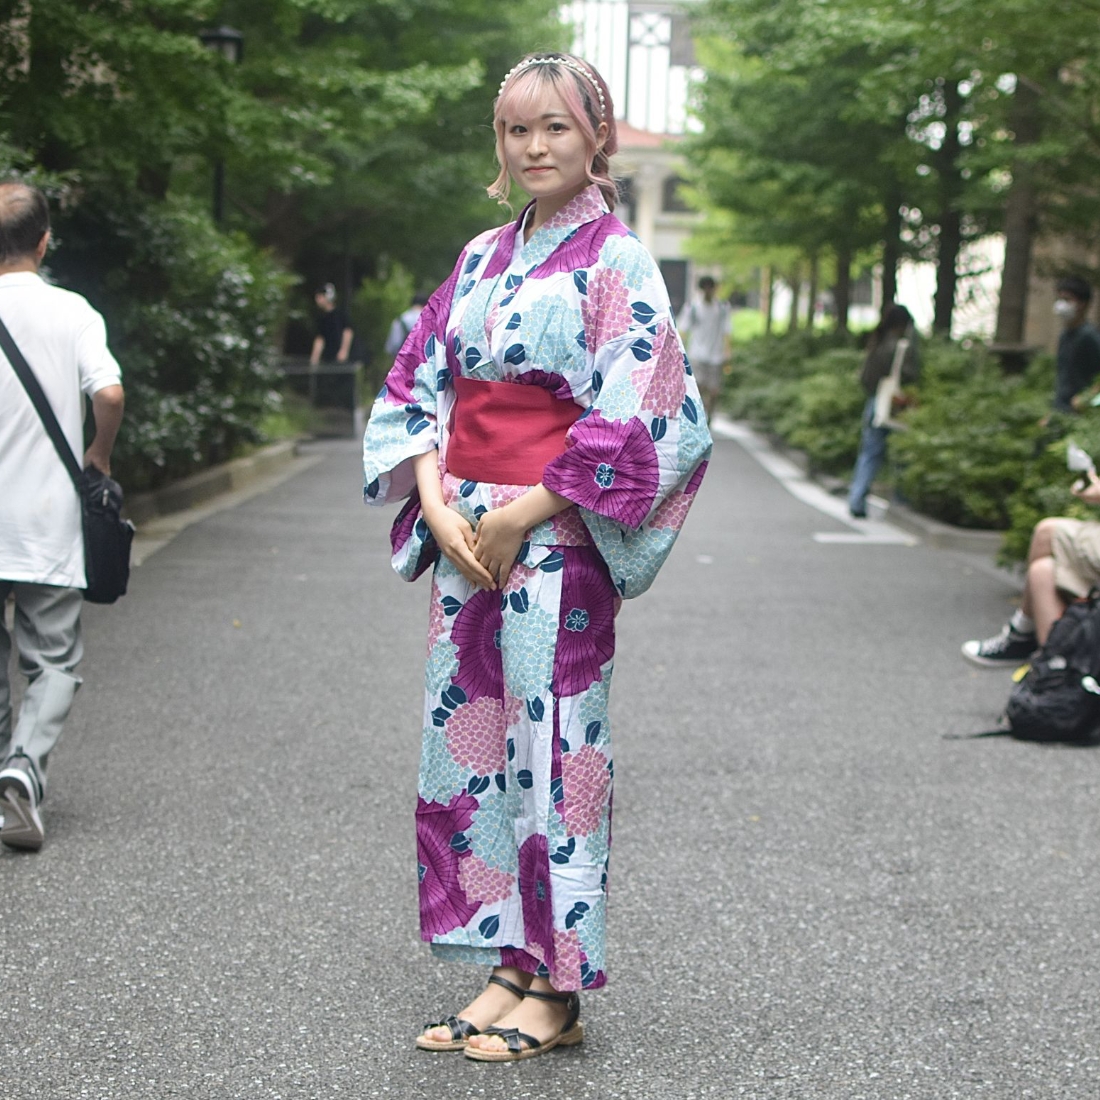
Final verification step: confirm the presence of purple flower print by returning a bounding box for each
[416,792,481,939]
[480,222,519,281]
[686,459,708,496]
[543,411,660,528]
[553,548,617,697]
[518,834,555,967]
[513,369,573,398]
[451,588,504,702]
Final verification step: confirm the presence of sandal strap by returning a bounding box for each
[481,1025,541,1055]
[423,1015,479,1042]
[521,987,574,1005]
[487,974,528,999]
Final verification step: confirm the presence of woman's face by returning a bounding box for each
[501,83,596,213]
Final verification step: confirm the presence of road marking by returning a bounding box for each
[710,417,918,546]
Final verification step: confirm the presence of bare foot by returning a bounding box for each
[419,968,529,1046]
[465,978,577,1054]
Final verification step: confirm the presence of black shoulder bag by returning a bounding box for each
[0,317,133,604]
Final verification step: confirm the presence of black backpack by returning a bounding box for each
[1004,593,1100,744]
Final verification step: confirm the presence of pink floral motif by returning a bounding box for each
[542,186,609,233]
[582,268,633,351]
[502,561,538,596]
[484,302,501,343]
[631,325,686,416]
[503,691,523,728]
[551,508,591,545]
[651,490,691,532]
[489,483,528,510]
[561,744,612,835]
[459,855,515,905]
[446,696,507,775]
[551,928,584,984]
[427,582,447,652]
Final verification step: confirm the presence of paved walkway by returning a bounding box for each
[1,434,1096,1099]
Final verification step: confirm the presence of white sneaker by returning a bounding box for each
[0,765,44,851]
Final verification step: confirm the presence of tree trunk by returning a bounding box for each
[762,266,774,336]
[881,194,902,310]
[994,78,1043,345]
[787,265,802,332]
[807,252,820,330]
[933,79,964,336]
[834,244,852,332]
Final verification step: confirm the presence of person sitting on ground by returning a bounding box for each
[962,470,1100,666]
[1051,275,1100,414]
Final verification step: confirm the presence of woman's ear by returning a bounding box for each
[595,121,609,151]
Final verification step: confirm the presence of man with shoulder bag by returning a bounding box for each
[0,182,125,851]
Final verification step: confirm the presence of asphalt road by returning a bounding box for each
[2,433,1097,1100]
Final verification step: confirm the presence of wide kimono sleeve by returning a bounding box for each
[541,231,713,598]
[361,246,472,581]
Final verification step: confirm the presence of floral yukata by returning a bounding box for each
[362,185,711,990]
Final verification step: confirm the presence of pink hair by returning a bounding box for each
[489,53,619,211]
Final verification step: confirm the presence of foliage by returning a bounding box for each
[56,197,293,491]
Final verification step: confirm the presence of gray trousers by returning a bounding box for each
[0,582,83,801]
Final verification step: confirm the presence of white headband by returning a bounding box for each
[498,56,607,120]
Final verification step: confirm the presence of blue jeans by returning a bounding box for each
[848,397,889,515]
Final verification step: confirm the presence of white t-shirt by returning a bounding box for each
[677,295,732,365]
[0,272,123,587]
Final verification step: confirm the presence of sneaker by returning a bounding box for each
[961,624,1038,669]
[0,764,44,851]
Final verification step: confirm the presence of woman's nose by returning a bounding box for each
[527,130,547,156]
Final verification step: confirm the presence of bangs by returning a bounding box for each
[495,65,592,133]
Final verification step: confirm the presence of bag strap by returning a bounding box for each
[0,315,82,490]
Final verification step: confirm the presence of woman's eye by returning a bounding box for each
[548,123,567,132]
[509,125,527,135]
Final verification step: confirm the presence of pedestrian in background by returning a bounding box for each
[848,303,920,519]
[361,52,711,1062]
[309,282,354,365]
[677,274,730,419]
[0,181,125,851]
[384,292,429,358]
[1052,275,1100,413]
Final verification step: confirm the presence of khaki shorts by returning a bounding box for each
[1050,518,1100,598]
[692,357,724,391]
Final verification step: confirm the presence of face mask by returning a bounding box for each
[1055,299,1078,320]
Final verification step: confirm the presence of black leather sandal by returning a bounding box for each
[415,974,528,1051]
[464,987,583,1062]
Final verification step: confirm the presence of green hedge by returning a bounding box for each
[724,332,1097,562]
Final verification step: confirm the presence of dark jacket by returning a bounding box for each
[859,330,921,396]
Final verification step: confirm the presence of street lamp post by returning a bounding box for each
[198,26,244,224]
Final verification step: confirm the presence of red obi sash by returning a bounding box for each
[446,375,582,486]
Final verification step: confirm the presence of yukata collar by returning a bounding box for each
[513,185,610,269]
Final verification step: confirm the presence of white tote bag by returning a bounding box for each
[871,336,910,430]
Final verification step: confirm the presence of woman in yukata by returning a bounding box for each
[361,52,712,1062]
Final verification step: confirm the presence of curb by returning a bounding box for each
[124,439,301,527]
[760,430,1008,555]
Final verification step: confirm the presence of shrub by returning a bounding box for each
[56,196,293,490]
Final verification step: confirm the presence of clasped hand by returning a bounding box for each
[423,502,525,590]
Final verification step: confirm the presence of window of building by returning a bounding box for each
[660,259,688,316]
[662,175,691,213]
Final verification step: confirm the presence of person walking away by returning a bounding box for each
[962,470,1100,666]
[0,181,125,851]
[309,282,354,365]
[361,52,712,1062]
[1051,276,1100,414]
[677,275,730,419]
[384,293,429,358]
[847,304,920,519]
